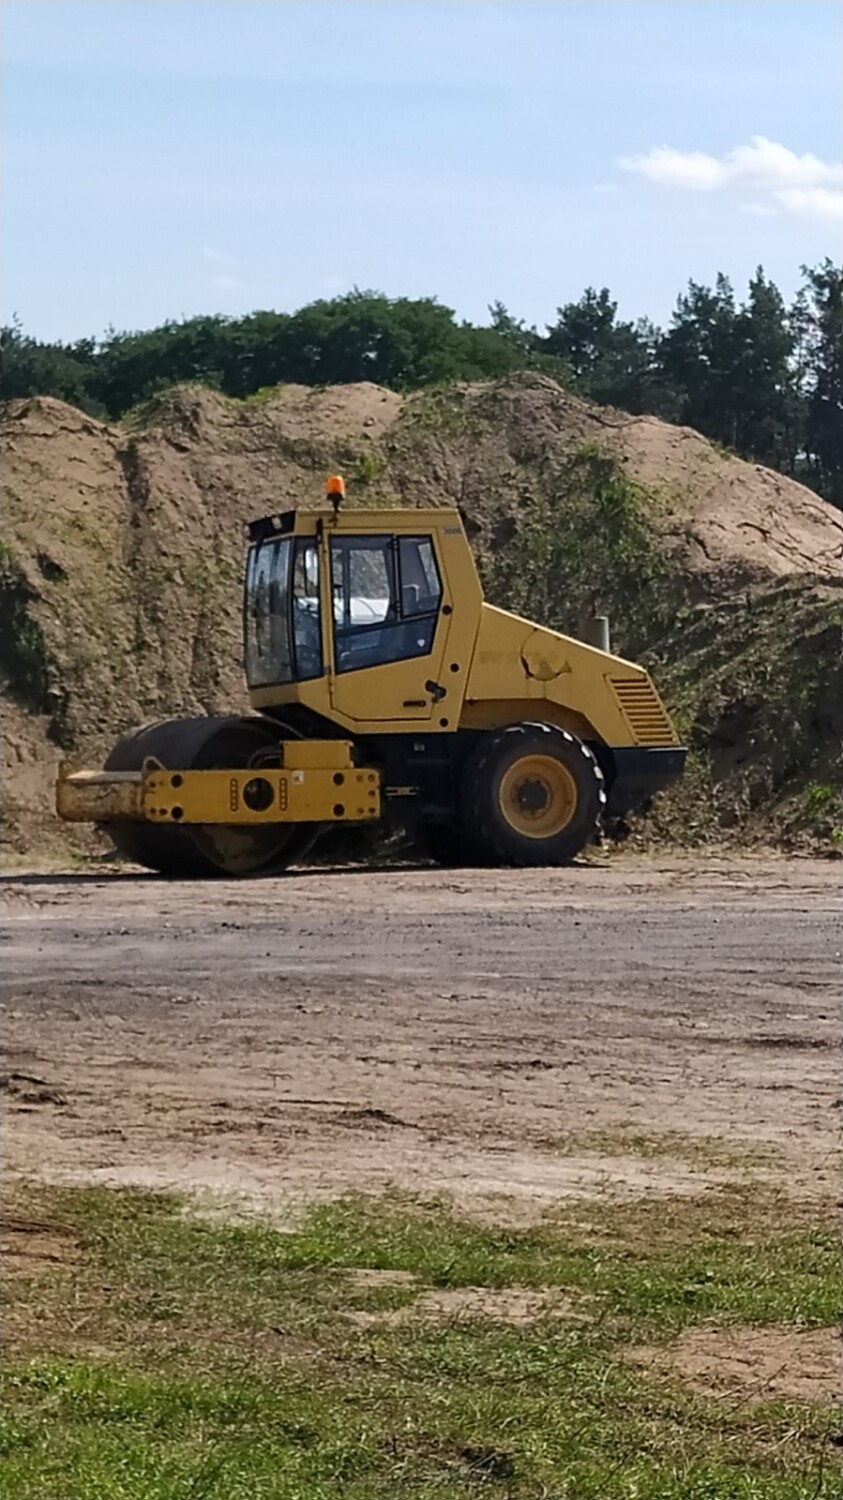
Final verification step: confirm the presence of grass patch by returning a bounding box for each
[2,1185,840,1499]
[350,449,385,487]
[545,1127,778,1173]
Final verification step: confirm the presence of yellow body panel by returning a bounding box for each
[282,740,356,770]
[56,748,381,826]
[462,605,678,748]
[144,766,379,825]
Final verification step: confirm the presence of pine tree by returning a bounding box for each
[794,261,843,504]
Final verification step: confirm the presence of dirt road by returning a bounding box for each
[2,854,839,1220]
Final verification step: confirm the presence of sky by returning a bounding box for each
[2,0,841,342]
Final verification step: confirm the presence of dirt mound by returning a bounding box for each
[2,374,841,860]
[391,375,841,591]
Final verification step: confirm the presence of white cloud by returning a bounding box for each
[620,135,843,191]
[619,135,843,222]
[621,146,727,191]
[773,186,843,223]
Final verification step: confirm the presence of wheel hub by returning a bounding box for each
[517,778,550,813]
[499,752,578,839]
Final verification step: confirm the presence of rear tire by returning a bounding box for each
[461,723,605,867]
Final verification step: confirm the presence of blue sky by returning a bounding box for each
[3,0,841,341]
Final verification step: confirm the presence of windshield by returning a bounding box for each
[244,537,322,687]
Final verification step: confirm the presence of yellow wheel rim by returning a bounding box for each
[498,753,578,839]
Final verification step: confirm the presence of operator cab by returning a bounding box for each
[243,512,444,690]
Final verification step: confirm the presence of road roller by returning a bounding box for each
[56,476,686,874]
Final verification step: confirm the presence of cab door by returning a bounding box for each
[327,533,450,727]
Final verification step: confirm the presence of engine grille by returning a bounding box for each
[610,677,677,746]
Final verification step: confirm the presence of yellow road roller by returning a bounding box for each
[57,476,685,874]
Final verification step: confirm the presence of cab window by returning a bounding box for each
[331,535,442,673]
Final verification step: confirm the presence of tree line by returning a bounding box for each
[2,260,840,506]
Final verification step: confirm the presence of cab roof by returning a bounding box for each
[247,507,462,544]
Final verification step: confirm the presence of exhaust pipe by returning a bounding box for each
[579,614,611,653]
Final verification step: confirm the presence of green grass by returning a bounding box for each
[2,1186,840,1499]
[546,1128,777,1171]
[805,781,841,812]
[350,450,385,487]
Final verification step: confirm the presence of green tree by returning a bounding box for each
[793,260,843,504]
[0,321,101,413]
[91,315,237,414]
[545,287,618,383]
[487,301,538,356]
[544,288,668,414]
[658,274,743,446]
[277,291,526,387]
[732,268,799,471]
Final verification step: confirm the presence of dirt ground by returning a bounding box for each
[2,853,839,1221]
[630,1326,841,1406]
